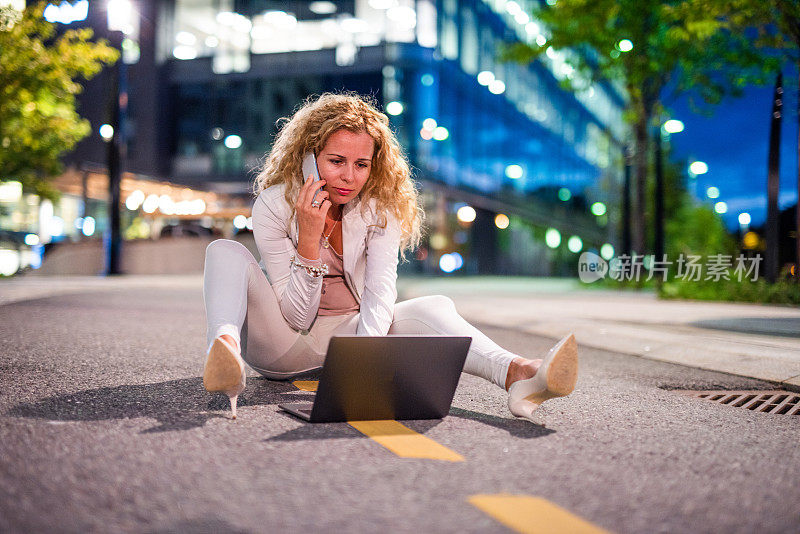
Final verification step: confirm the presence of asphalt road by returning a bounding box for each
[1,283,798,533]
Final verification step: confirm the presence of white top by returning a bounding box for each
[251,182,402,335]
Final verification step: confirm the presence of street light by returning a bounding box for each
[738,212,751,246]
[689,161,708,175]
[687,160,708,200]
[738,212,751,229]
[663,119,684,134]
[107,0,133,32]
[104,0,134,275]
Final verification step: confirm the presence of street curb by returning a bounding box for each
[468,320,800,394]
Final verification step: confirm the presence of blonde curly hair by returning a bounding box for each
[253,91,424,258]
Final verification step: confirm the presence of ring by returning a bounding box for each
[311,200,321,208]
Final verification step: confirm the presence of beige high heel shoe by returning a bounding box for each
[203,337,246,419]
[507,333,578,422]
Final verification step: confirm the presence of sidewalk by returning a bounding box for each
[3,274,799,388]
[397,276,800,388]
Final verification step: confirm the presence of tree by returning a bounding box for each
[0,1,117,200]
[739,1,800,274]
[501,0,772,256]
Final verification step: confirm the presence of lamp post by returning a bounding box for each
[622,145,632,256]
[654,125,665,263]
[738,212,751,235]
[766,72,782,283]
[104,0,133,275]
[688,160,708,200]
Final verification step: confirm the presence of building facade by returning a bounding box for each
[2,0,627,276]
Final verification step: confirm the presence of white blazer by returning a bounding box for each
[251,183,402,336]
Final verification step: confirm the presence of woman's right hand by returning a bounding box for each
[295,174,330,260]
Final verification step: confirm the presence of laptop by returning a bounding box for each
[279,335,471,423]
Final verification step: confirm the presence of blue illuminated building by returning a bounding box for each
[56,0,627,275]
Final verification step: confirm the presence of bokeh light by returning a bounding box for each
[488,79,506,94]
[545,228,561,248]
[567,235,583,253]
[125,190,145,211]
[494,214,510,229]
[386,101,404,115]
[99,124,114,140]
[505,165,523,179]
[439,252,463,273]
[456,205,476,223]
[663,119,684,133]
[429,233,447,250]
[432,126,449,141]
[422,118,437,131]
[690,161,708,175]
[82,216,96,236]
[477,71,494,86]
[743,231,759,249]
[224,135,242,149]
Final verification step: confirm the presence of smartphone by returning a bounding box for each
[302,152,323,205]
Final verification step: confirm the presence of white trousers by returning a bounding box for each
[203,239,517,389]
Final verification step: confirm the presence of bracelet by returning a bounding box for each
[290,254,329,277]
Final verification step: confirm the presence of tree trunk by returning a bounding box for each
[632,113,649,256]
[796,64,800,273]
[766,71,783,283]
[105,30,125,276]
[622,145,632,256]
[654,124,665,265]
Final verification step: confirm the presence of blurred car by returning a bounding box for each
[159,222,214,238]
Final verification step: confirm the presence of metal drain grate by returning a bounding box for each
[678,390,800,415]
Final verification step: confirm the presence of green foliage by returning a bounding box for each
[500,0,772,117]
[730,1,800,63]
[0,1,118,200]
[499,0,773,256]
[659,197,795,304]
[660,270,800,304]
[665,202,738,260]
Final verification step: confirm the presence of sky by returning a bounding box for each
[666,73,799,231]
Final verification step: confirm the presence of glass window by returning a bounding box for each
[416,0,437,48]
[459,6,478,75]
[162,0,417,64]
[441,0,458,60]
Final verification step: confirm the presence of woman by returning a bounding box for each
[202,92,578,421]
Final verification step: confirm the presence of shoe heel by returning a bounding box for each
[507,333,579,422]
[203,338,246,419]
[542,334,578,397]
[521,389,559,406]
[230,394,238,419]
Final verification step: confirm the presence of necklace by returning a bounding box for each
[321,217,340,249]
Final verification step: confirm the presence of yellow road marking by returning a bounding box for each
[291,381,463,461]
[348,420,464,462]
[468,494,611,534]
[292,380,318,391]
